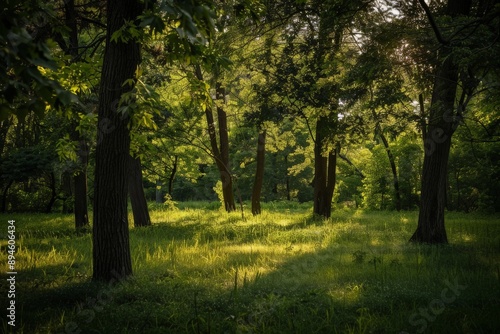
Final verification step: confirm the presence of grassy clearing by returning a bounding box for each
[1,203,499,333]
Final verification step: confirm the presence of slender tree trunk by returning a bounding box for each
[195,65,236,212]
[74,171,89,228]
[70,132,90,228]
[325,149,337,212]
[156,179,163,203]
[45,172,57,213]
[0,117,12,156]
[455,169,461,211]
[62,0,90,228]
[168,156,178,195]
[284,154,291,201]
[61,171,73,213]
[411,0,472,244]
[314,139,327,216]
[378,129,402,211]
[219,165,236,211]
[74,139,89,228]
[129,156,151,227]
[215,82,236,212]
[92,0,142,282]
[251,130,266,215]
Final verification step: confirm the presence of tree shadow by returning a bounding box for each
[7,209,499,333]
[184,234,500,333]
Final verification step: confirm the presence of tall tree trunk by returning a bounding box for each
[411,48,457,244]
[311,12,341,219]
[92,0,142,282]
[195,65,236,212]
[411,0,472,244]
[62,0,90,228]
[313,117,337,218]
[251,130,266,215]
[411,128,453,243]
[215,82,236,212]
[129,156,151,227]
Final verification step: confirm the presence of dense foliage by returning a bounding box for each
[0,1,499,218]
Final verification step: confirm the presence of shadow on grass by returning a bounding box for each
[189,241,500,333]
[5,209,499,333]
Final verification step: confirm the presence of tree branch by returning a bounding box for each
[338,153,365,179]
[418,0,449,45]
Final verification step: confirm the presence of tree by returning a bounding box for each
[92,0,216,280]
[410,0,499,243]
[194,64,237,212]
[251,130,266,215]
[92,0,143,282]
[250,0,371,218]
[58,0,102,229]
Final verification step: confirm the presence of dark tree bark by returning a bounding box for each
[69,118,90,228]
[412,75,455,242]
[313,116,337,218]
[61,171,73,213]
[168,155,178,195]
[92,0,142,282]
[251,130,266,215]
[410,0,473,244]
[310,11,343,219]
[64,0,79,58]
[129,156,151,227]
[418,93,427,143]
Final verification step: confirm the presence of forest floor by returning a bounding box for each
[1,202,499,333]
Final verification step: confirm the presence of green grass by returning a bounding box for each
[1,203,499,333]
